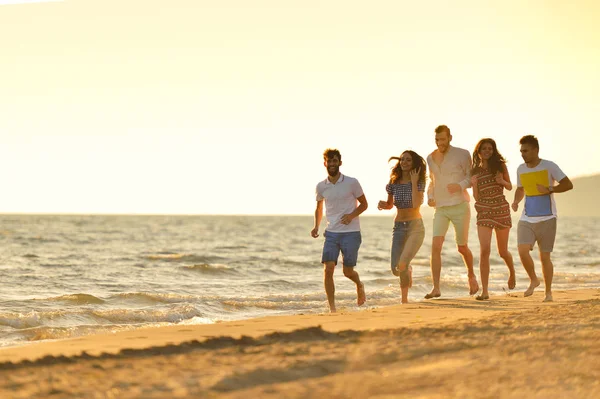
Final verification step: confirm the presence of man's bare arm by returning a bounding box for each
[537,176,573,195]
[311,200,324,237]
[341,195,368,224]
[512,187,525,212]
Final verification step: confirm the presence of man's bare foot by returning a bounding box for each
[357,282,366,306]
[508,272,516,290]
[476,293,489,301]
[468,275,479,296]
[329,305,336,313]
[424,289,441,299]
[524,279,541,297]
[543,293,553,302]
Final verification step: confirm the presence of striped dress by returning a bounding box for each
[474,168,512,229]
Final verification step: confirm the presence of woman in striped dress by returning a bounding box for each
[471,138,516,300]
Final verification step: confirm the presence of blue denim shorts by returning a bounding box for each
[390,219,425,275]
[321,231,362,267]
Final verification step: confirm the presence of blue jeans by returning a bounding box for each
[390,219,425,276]
[321,231,362,267]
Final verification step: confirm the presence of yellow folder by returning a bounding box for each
[521,170,549,196]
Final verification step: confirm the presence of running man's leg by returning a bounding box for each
[340,232,365,306]
[517,221,540,297]
[537,218,557,302]
[323,262,336,312]
[539,252,554,302]
[427,209,449,298]
[321,231,341,312]
[451,202,478,295]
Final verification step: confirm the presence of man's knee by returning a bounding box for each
[457,244,470,256]
[539,252,552,264]
[431,237,444,253]
[323,262,336,275]
[518,244,532,257]
[342,267,356,278]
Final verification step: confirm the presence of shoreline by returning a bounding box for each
[1,288,597,363]
[0,288,598,398]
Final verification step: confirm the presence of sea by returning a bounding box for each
[0,214,598,348]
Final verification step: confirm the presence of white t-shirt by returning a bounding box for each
[316,174,364,233]
[516,159,566,223]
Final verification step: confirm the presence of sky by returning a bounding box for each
[1,0,599,215]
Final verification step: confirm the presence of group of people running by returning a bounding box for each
[311,125,573,313]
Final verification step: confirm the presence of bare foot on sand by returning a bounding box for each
[543,293,553,302]
[424,289,441,299]
[468,275,479,296]
[329,305,336,313]
[508,272,516,290]
[524,279,541,297]
[475,294,489,301]
[357,282,366,306]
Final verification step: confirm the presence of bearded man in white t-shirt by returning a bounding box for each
[311,148,368,313]
[512,135,573,302]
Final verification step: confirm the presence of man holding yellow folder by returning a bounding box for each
[512,135,573,302]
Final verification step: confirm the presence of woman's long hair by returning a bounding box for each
[389,150,427,185]
[471,138,506,176]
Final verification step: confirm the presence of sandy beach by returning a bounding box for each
[1,288,598,398]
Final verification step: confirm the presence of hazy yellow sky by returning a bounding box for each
[1,0,599,214]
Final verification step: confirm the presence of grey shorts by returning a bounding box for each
[517,218,557,253]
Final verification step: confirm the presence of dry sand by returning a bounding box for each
[0,289,599,398]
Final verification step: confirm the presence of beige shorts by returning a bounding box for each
[432,202,470,246]
[517,218,557,253]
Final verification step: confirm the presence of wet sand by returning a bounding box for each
[0,289,599,398]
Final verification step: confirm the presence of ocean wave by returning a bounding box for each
[253,279,297,289]
[0,310,70,329]
[275,259,317,268]
[108,292,196,304]
[553,272,600,284]
[40,293,105,305]
[213,245,248,250]
[19,324,140,342]
[362,255,389,262]
[142,253,225,264]
[182,264,237,275]
[0,304,204,330]
[90,305,202,324]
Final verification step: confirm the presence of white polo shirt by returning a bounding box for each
[316,174,364,233]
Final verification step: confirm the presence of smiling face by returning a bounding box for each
[435,131,452,153]
[324,155,341,177]
[478,142,494,161]
[399,152,414,171]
